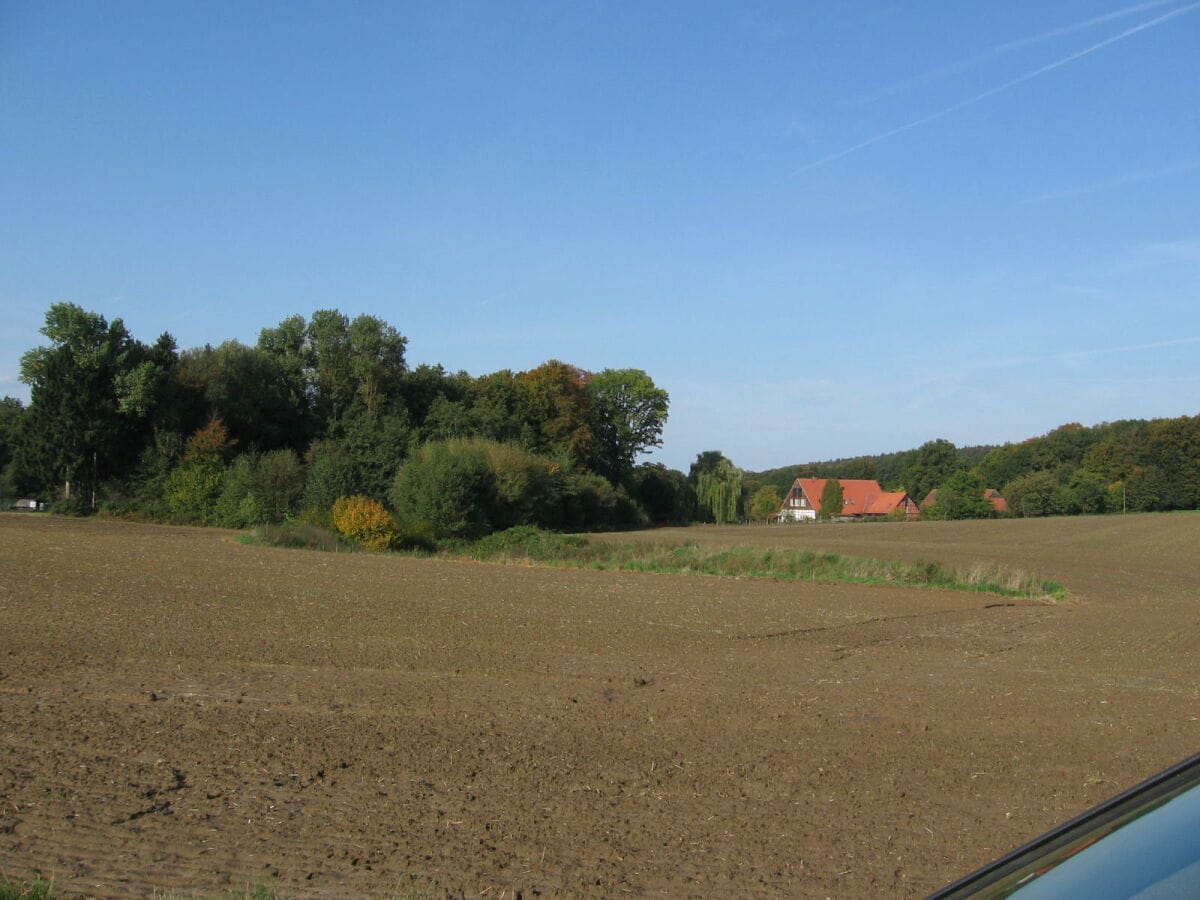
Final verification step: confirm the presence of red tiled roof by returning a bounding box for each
[984,489,1010,514]
[792,478,912,517]
[921,487,1010,513]
[866,491,911,515]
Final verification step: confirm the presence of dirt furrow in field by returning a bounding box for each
[1,514,1198,897]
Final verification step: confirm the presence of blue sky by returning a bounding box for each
[2,1,1198,471]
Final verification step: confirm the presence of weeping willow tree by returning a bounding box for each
[696,458,743,524]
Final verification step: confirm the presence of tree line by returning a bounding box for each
[746,418,1200,519]
[3,304,1194,533]
[0,303,703,537]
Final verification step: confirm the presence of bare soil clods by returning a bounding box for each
[1,513,1198,897]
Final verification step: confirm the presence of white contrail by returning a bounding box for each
[1026,160,1200,202]
[795,1,1200,175]
[861,0,1180,102]
[997,336,1200,367]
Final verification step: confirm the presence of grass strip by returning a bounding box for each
[245,522,1065,601]
[462,526,1066,601]
[240,522,360,553]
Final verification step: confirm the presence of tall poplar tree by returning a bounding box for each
[17,303,162,501]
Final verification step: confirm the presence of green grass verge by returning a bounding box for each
[463,526,1066,601]
[223,886,278,900]
[0,876,52,900]
[235,521,1064,602]
[239,522,359,553]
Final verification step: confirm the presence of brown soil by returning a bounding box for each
[1,513,1197,898]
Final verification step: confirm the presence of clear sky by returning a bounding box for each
[2,1,1198,472]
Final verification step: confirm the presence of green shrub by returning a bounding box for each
[213,449,305,528]
[391,522,439,553]
[48,494,90,516]
[164,462,224,523]
[303,440,361,511]
[479,441,563,529]
[389,440,494,540]
[930,470,994,520]
[213,454,262,528]
[128,428,184,502]
[98,496,172,522]
[560,471,644,530]
[469,525,587,561]
[632,464,694,524]
[252,448,305,522]
[293,505,333,528]
[1003,470,1064,518]
[164,418,235,523]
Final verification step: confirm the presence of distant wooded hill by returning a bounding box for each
[749,444,994,497]
[746,415,1200,517]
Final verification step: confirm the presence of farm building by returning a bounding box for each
[778,478,919,522]
[983,488,1010,514]
[920,488,1010,515]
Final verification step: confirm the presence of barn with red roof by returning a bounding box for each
[920,488,1010,515]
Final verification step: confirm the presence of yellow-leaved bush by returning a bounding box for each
[331,495,397,550]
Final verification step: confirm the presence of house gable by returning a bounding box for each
[780,479,819,519]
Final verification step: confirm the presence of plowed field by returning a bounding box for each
[1,513,1198,897]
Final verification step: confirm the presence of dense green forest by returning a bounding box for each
[2,304,1196,538]
[0,304,692,538]
[751,443,994,497]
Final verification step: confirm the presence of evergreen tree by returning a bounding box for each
[819,479,844,520]
[0,397,24,495]
[632,464,694,524]
[16,304,163,502]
